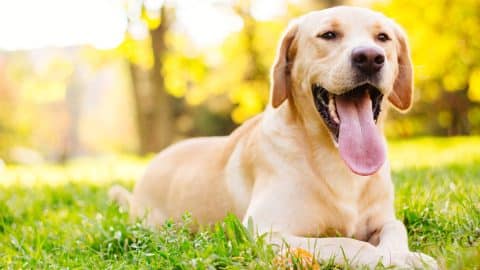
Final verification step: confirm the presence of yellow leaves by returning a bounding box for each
[49,57,74,78]
[185,88,208,105]
[163,51,207,100]
[253,21,285,67]
[442,73,466,92]
[376,0,480,129]
[468,107,480,128]
[162,20,277,124]
[438,111,452,128]
[15,56,73,104]
[142,8,162,30]
[463,16,480,38]
[468,69,480,102]
[420,82,441,102]
[116,36,154,69]
[385,117,422,138]
[407,25,459,82]
[163,55,188,98]
[230,81,268,123]
[22,79,66,104]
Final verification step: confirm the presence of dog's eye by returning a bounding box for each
[318,31,337,40]
[377,33,390,42]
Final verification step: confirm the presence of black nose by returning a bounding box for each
[351,46,385,75]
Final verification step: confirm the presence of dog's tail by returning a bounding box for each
[108,185,132,210]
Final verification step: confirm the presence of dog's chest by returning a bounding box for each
[291,173,373,240]
[318,198,364,238]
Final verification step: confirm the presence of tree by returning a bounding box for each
[376,0,480,136]
[125,4,177,154]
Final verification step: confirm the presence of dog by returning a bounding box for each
[110,6,437,269]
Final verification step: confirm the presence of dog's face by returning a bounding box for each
[270,7,413,176]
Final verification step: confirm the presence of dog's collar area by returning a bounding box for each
[311,83,383,141]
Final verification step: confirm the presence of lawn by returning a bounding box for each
[0,136,479,269]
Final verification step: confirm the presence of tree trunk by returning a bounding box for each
[130,7,175,154]
[62,49,85,161]
[446,89,471,135]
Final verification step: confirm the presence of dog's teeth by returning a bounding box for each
[328,94,340,124]
[317,91,327,106]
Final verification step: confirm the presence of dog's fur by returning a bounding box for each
[110,6,437,268]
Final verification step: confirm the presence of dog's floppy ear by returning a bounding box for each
[271,21,298,108]
[388,25,413,111]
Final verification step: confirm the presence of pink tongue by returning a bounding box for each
[335,91,386,176]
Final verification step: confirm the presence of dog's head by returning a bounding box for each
[270,6,413,176]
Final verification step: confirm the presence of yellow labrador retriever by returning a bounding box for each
[110,6,437,269]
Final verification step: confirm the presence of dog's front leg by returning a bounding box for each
[262,232,385,268]
[376,219,409,252]
[375,220,438,269]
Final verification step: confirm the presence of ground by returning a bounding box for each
[0,136,479,269]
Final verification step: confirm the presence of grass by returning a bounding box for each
[0,136,479,269]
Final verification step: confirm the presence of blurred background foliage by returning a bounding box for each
[0,0,478,163]
[376,0,480,137]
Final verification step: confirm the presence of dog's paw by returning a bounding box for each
[404,252,438,270]
[385,251,438,269]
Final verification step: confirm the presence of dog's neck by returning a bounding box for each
[263,101,381,199]
[267,99,338,157]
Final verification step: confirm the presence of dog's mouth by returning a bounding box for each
[311,83,386,176]
[312,83,383,140]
